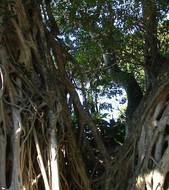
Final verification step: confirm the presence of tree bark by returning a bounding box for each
[49,110,60,190]
[105,74,169,190]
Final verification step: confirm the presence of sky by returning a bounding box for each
[78,86,127,122]
[98,89,127,121]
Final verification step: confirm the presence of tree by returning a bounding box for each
[0,0,91,189]
[0,0,169,190]
[54,1,169,189]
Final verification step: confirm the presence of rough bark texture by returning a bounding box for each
[104,73,169,190]
[0,0,92,189]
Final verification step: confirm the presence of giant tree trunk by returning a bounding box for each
[0,0,91,190]
[105,74,169,190]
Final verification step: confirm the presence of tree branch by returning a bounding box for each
[141,0,159,62]
[103,53,143,120]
